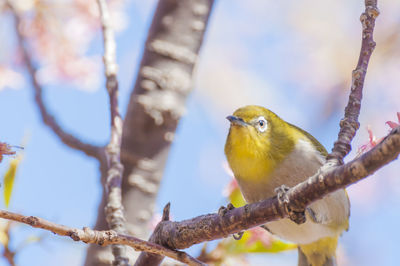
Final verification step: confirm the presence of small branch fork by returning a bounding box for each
[0,210,205,266]
[96,0,128,264]
[6,1,102,160]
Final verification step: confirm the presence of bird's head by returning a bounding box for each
[224,105,295,179]
[225,105,326,165]
[226,105,288,144]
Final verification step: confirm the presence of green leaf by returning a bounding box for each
[3,157,21,208]
[228,186,246,208]
[224,230,296,254]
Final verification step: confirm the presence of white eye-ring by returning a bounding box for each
[256,116,267,132]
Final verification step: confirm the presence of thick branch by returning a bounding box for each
[114,2,215,265]
[97,0,128,264]
[148,127,400,250]
[327,0,379,164]
[120,0,215,233]
[7,2,102,160]
[86,0,215,264]
[0,210,204,266]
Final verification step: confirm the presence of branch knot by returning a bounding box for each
[366,6,380,19]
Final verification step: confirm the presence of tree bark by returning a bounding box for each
[85,0,214,264]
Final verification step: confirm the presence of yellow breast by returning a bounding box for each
[225,123,326,203]
[225,125,276,182]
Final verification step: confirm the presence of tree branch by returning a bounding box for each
[86,0,216,264]
[112,2,215,265]
[84,0,215,264]
[0,210,205,266]
[97,0,128,264]
[144,126,400,251]
[327,0,379,165]
[2,222,15,266]
[119,0,215,238]
[7,1,102,160]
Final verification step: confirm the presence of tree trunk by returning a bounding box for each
[85,0,214,264]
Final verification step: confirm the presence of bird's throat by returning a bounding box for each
[225,127,276,182]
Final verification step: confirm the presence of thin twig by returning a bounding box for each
[0,210,205,266]
[7,1,102,160]
[96,0,128,264]
[327,0,379,165]
[2,222,15,266]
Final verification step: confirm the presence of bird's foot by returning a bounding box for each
[218,204,243,240]
[218,203,235,217]
[275,185,306,225]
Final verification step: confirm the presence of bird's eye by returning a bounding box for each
[256,116,267,132]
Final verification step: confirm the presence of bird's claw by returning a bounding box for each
[275,185,306,225]
[218,203,235,217]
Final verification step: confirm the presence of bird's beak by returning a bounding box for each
[226,115,248,127]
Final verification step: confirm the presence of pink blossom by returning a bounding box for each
[148,213,162,230]
[358,112,399,155]
[245,227,273,247]
[222,161,234,178]
[357,126,382,155]
[222,178,238,197]
[386,112,400,129]
[0,142,16,163]
[148,212,174,230]
[222,162,239,197]
[0,66,25,90]
[11,0,125,91]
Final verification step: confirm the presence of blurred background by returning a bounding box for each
[0,0,399,265]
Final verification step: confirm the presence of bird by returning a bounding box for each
[224,105,350,266]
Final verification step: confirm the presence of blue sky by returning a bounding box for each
[1,0,400,265]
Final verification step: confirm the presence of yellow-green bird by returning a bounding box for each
[224,105,350,266]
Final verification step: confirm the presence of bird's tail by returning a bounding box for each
[298,236,338,266]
